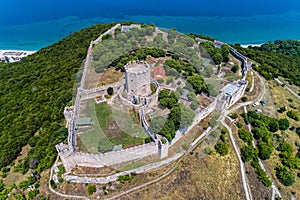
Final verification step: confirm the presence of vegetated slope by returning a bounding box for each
[252,40,300,57]
[232,41,300,86]
[0,22,133,172]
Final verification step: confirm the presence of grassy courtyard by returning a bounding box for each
[78,100,149,154]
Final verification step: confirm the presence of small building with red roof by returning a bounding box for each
[153,65,166,81]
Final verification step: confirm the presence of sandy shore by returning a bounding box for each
[240,44,263,48]
[0,49,36,62]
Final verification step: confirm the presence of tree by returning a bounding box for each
[281,156,300,169]
[159,98,169,109]
[158,89,170,100]
[167,97,178,109]
[267,118,279,132]
[172,53,180,60]
[215,142,229,156]
[0,179,4,191]
[212,52,223,65]
[257,140,273,160]
[176,86,184,95]
[107,87,113,95]
[187,92,197,102]
[238,129,253,144]
[277,141,294,157]
[187,74,207,94]
[275,166,295,186]
[241,145,257,162]
[278,118,290,130]
[190,100,199,110]
[149,117,166,135]
[221,44,230,62]
[169,104,195,129]
[231,64,239,73]
[169,91,180,101]
[160,119,176,141]
[251,127,272,142]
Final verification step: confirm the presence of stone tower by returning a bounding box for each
[125,61,151,97]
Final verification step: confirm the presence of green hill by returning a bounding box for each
[232,41,300,86]
[0,22,134,173]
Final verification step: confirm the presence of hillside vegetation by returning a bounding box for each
[0,22,134,173]
[232,40,300,86]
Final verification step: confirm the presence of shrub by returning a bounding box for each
[256,167,272,187]
[241,96,248,102]
[215,142,229,156]
[238,129,253,145]
[144,137,152,143]
[231,64,239,73]
[236,123,243,129]
[278,118,290,130]
[87,184,96,195]
[107,87,113,95]
[241,145,257,162]
[118,174,133,184]
[230,113,239,119]
[287,110,299,121]
[277,141,294,157]
[257,140,273,160]
[267,118,279,132]
[275,166,295,186]
[281,156,300,169]
[278,106,286,113]
[221,128,227,135]
[50,180,57,189]
[190,100,199,110]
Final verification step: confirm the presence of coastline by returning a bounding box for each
[240,43,263,48]
[0,49,36,62]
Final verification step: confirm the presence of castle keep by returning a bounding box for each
[125,61,151,97]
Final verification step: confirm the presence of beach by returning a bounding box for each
[240,44,263,48]
[0,50,36,63]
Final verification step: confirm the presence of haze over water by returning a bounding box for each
[1,0,300,50]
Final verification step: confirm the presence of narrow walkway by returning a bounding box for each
[274,78,300,100]
[220,117,252,200]
[243,106,282,199]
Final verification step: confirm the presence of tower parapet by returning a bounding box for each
[125,61,151,97]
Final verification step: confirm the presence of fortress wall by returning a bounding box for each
[63,142,158,169]
[169,99,217,146]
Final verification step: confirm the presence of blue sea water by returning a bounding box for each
[1,0,300,50]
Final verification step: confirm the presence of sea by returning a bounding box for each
[1,0,300,50]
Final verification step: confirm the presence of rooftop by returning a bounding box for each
[75,118,92,126]
[223,83,239,96]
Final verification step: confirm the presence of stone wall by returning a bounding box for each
[59,142,157,173]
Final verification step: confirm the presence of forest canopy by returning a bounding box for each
[0,22,135,172]
[232,40,300,86]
